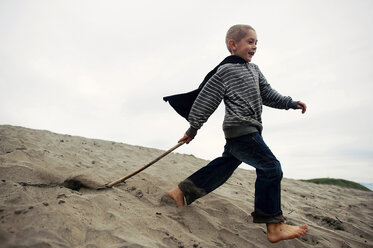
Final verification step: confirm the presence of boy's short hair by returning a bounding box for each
[225,24,255,53]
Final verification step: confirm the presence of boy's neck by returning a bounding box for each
[227,55,248,64]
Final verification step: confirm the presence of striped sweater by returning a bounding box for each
[186,62,298,139]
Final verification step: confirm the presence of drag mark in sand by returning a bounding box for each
[17,177,102,192]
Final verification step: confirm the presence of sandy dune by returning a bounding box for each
[0,125,372,247]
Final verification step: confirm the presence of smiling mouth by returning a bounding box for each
[248,52,255,56]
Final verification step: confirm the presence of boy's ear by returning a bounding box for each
[228,39,236,51]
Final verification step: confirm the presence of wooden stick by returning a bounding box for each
[106,141,186,188]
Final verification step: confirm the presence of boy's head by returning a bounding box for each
[226,24,257,62]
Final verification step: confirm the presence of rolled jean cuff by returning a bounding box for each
[251,212,286,224]
[178,179,206,205]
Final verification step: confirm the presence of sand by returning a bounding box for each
[0,125,372,248]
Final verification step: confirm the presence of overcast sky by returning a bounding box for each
[1,0,372,184]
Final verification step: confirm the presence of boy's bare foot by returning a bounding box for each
[168,187,185,208]
[266,223,308,243]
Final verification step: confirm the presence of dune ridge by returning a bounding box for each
[0,125,372,247]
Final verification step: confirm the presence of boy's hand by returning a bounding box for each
[297,101,307,114]
[178,134,193,144]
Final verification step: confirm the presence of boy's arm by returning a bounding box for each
[180,72,225,143]
[255,64,299,110]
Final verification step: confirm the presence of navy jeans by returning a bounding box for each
[178,132,284,223]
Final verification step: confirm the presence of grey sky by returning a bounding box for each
[1,0,372,183]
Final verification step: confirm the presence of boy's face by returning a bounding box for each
[229,29,257,62]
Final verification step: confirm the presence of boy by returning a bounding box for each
[167,24,308,243]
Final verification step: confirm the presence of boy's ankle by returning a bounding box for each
[168,187,185,208]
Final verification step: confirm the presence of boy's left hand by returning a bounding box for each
[297,101,307,114]
[178,133,193,144]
